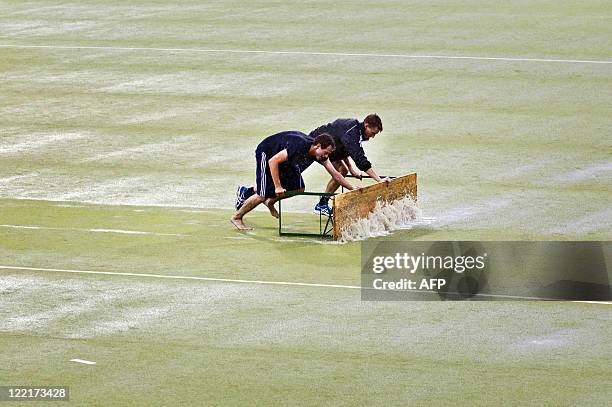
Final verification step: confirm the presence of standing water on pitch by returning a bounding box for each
[338,195,423,242]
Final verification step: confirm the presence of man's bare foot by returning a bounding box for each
[230,217,253,230]
[265,201,279,218]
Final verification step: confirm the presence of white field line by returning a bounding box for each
[0,224,188,237]
[6,196,341,212]
[8,196,207,209]
[70,359,96,365]
[0,132,87,155]
[552,161,612,183]
[0,265,361,290]
[0,173,39,184]
[0,44,610,65]
[0,265,610,304]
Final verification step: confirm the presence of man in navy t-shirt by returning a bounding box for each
[231,131,355,231]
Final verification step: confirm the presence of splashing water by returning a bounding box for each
[338,195,422,242]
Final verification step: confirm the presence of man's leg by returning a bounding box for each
[264,186,305,219]
[264,198,279,218]
[231,193,266,230]
[233,146,272,230]
[235,186,256,210]
[318,161,347,207]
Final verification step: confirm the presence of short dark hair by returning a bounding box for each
[364,113,383,132]
[313,133,335,149]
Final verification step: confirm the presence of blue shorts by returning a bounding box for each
[256,147,305,199]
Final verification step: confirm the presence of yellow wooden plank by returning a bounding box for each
[332,173,417,240]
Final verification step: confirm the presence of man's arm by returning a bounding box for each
[342,129,386,183]
[343,157,361,179]
[365,167,385,182]
[268,149,288,196]
[343,126,372,173]
[345,140,386,182]
[322,160,354,190]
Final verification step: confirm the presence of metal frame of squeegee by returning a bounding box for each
[277,174,396,239]
[340,174,396,193]
[278,191,336,238]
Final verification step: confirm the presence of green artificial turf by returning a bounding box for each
[1,1,611,405]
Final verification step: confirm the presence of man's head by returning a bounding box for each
[363,113,383,140]
[309,133,335,161]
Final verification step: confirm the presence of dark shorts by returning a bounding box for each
[256,147,305,199]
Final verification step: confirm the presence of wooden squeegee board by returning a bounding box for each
[332,173,417,240]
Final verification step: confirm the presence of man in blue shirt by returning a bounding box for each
[232,131,355,231]
[309,114,385,215]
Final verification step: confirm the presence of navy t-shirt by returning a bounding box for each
[257,131,326,172]
[308,118,372,172]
